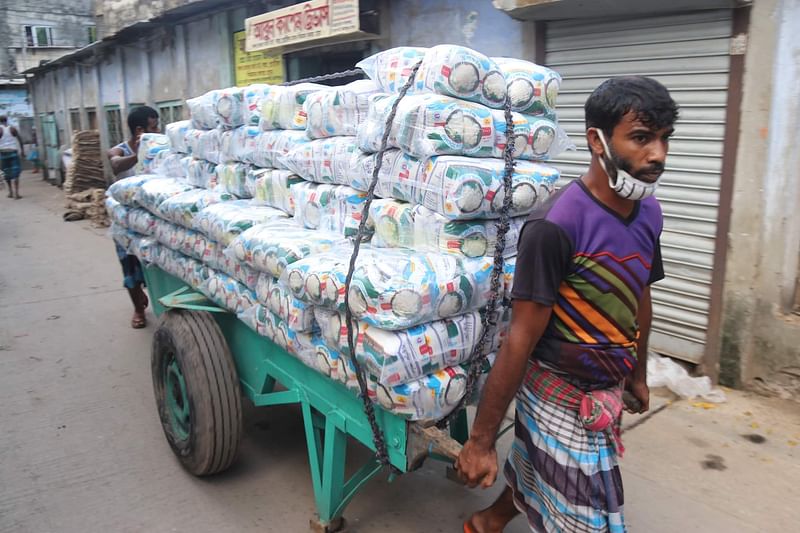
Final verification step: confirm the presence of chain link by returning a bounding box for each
[280,68,365,86]
[439,96,516,429]
[343,61,423,470]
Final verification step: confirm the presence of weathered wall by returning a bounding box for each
[719,0,800,395]
[389,0,533,59]
[0,0,95,76]
[95,0,208,37]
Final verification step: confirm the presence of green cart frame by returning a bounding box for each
[143,265,468,532]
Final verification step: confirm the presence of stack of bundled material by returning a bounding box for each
[64,187,109,226]
[106,45,568,422]
[64,130,105,195]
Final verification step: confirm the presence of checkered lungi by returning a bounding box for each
[504,365,626,532]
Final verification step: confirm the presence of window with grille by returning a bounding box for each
[69,109,81,132]
[24,26,54,47]
[105,106,123,146]
[157,101,184,129]
[87,26,97,45]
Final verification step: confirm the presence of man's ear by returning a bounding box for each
[586,128,605,158]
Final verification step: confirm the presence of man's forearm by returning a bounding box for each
[468,340,530,448]
[469,302,551,448]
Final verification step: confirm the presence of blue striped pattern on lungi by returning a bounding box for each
[504,381,626,532]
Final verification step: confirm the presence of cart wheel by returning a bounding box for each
[151,309,242,476]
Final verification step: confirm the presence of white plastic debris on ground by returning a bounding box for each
[647,353,727,402]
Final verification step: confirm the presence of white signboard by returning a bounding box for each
[245,0,360,52]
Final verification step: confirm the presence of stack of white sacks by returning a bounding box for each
[105,45,567,422]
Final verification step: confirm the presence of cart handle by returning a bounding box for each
[406,424,463,471]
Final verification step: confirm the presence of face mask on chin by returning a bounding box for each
[593,129,662,201]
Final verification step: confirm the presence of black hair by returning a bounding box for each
[585,76,679,137]
[0,116,7,123]
[127,105,159,135]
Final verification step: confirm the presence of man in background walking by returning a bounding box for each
[0,116,24,199]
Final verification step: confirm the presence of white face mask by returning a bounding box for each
[593,129,661,201]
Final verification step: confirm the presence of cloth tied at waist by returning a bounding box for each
[524,360,626,456]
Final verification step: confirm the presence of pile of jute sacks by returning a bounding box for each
[106,45,567,422]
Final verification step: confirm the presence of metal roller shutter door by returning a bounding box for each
[545,10,733,363]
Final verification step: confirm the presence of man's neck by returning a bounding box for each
[581,159,637,218]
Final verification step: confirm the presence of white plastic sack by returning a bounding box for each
[352,151,559,220]
[254,273,314,332]
[187,90,219,129]
[260,83,325,130]
[184,158,218,189]
[492,57,561,118]
[371,200,525,258]
[110,222,136,250]
[105,196,130,227]
[219,126,262,164]
[280,137,359,185]
[108,174,162,206]
[290,182,373,238]
[412,45,507,108]
[281,246,495,330]
[200,270,258,314]
[192,200,288,245]
[165,120,192,154]
[157,189,235,228]
[239,305,316,365]
[128,235,160,264]
[245,168,303,214]
[202,239,259,289]
[214,86,245,129]
[315,308,492,387]
[153,218,211,261]
[359,93,569,161]
[134,177,195,215]
[257,130,312,170]
[127,208,159,236]
[215,162,254,199]
[228,219,346,278]
[153,151,186,178]
[357,47,428,92]
[359,46,508,109]
[304,80,379,138]
[242,84,272,127]
[185,128,222,164]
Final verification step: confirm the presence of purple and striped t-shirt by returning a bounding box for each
[511,179,664,388]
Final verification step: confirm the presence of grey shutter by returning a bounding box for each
[545,10,733,363]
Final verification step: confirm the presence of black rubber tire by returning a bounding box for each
[151,310,242,476]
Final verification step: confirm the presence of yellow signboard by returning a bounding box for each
[233,30,284,85]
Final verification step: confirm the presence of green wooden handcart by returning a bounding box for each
[144,265,468,532]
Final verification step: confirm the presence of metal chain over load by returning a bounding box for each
[439,96,517,429]
[343,61,423,469]
[281,68,366,86]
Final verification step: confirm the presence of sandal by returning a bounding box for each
[131,312,147,329]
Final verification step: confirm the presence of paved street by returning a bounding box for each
[1,173,799,533]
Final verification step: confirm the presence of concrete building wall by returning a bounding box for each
[95,0,208,38]
[388,0,533,59]
[719,0,800,394]
[0,0,95,76]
